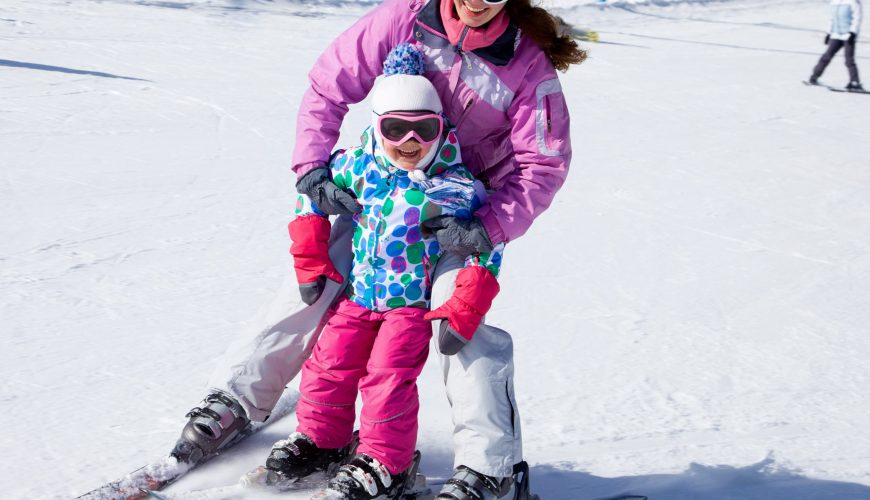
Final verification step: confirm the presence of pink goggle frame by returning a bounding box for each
[376,112,445,147]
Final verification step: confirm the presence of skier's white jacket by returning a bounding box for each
[829,0,863,40]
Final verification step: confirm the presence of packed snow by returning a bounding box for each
[2,0,870,498]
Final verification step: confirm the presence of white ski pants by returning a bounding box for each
[206,216,522,477]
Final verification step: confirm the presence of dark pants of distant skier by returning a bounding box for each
[812,39,860,82]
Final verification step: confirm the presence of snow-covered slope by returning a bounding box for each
[2,0,870,498]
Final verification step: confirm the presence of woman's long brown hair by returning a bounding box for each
[505,0,587,71]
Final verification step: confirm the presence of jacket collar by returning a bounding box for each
[417,0,518,66]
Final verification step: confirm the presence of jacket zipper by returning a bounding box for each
[454,96,475,131]
[456,26,473,70]
[545,94,552,132]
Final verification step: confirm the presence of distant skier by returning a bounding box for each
[265,45,504,499]
[808,0,863,90]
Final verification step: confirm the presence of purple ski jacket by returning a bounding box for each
[292,0,572,245]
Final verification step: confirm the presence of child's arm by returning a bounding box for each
[423,246,504,355]
[288,148,361,304]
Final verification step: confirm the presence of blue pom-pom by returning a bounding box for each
[383,43,425,77]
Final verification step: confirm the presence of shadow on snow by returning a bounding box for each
[0,59,151,81]
[420,451,870,500]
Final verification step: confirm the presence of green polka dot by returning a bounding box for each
[404,189,424,206]
[382,197,394,216]
[422,201,442,221]
[440,145,457,162]
[428,162,447,175]
[386,297,407,308]
[354,177,365,197]
[406,242,425,265]
[400,274,413,285]
[389,275,394,281]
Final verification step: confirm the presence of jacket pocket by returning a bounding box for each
[536,79,568,157]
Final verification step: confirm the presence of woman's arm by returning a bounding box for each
[291,0,416,178]
[474,52,572,245]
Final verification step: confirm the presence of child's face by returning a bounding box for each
[383,139,434,171]
[377,111,443,171]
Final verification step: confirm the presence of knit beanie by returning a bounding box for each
[371,44,442,114]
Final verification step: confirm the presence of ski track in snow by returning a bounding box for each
[3,0,870,499]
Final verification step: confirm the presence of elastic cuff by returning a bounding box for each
[475,205,507,246]
[294,162,325,180]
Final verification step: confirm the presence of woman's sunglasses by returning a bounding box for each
[377,112,444,147]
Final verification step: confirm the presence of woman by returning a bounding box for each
[176,1,585,498]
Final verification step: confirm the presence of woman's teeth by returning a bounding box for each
[464,2,486,13]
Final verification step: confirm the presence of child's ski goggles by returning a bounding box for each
[376,112,444,147]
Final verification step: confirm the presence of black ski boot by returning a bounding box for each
[846,81,864,91]
[437,462,537,500]
[321,452,421,499]
[171,391,250,465]
[265,432,353,482]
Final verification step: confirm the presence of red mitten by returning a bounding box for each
[424,266,500,354]
[288,216,343,304]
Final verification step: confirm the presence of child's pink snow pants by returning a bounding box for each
[296,298,432,475]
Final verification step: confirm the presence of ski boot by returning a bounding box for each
[846,81,864,91]
[265,432,354,482]
[317,451,422,499]
[807,75,820,85]
[437,462,537,500]
[171,391,250,465]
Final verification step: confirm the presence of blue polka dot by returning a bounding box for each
[386,240,406,257]
[374,284,387,299]
[374,268,387,283]
[428,240,440,255]
[392,225,408,238]
[406,280,423,300]
[366,169,382,185]
[389,283,404,296]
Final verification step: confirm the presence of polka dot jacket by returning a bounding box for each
[295,126,505,312]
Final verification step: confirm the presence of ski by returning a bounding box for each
[75,389,300,500]
[827,86,870,94]
[803,80,869,94]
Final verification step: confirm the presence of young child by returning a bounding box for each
[265,44,504,499]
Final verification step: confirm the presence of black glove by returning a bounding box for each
[296,168,362,215]
[437,320,468,355]
[848,32,857,45]
[824,33,830,45]
[299,276,326,306]
[421,215,494,256]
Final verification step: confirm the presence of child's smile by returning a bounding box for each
[384,139,432,171]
